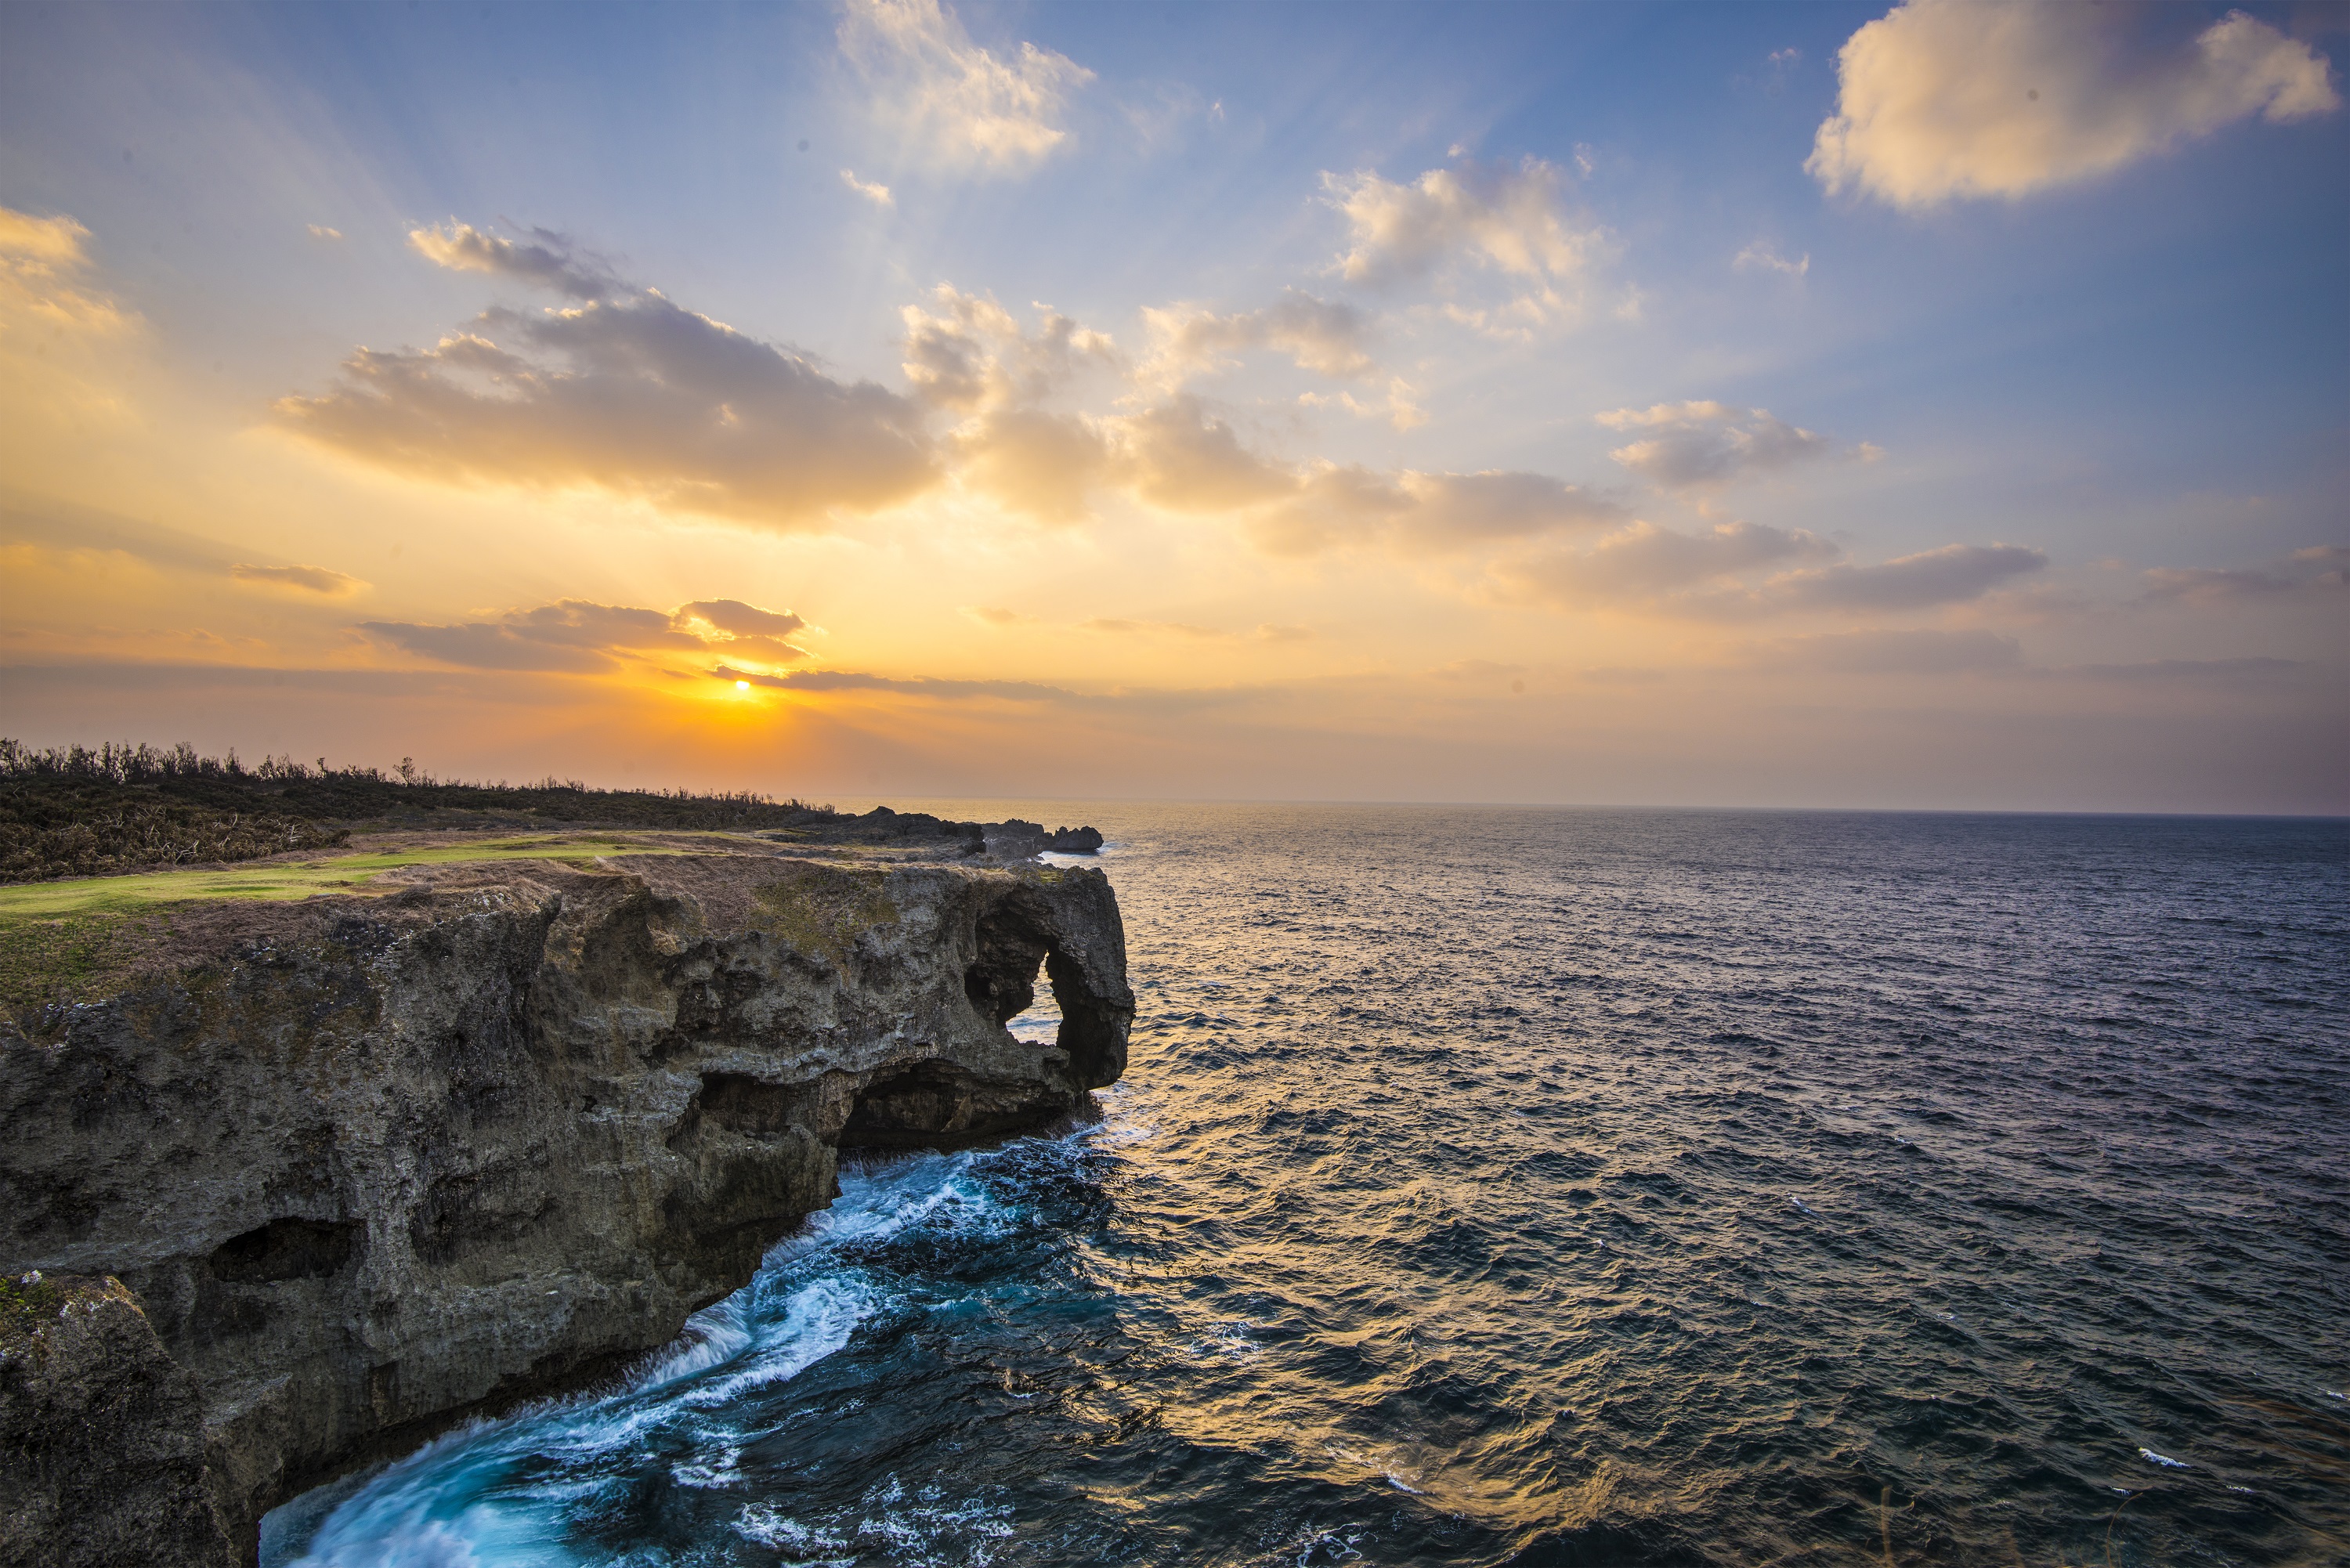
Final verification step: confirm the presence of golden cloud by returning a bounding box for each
[1810,0,2338,208]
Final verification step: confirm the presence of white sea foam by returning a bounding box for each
[268,1154,992,1566]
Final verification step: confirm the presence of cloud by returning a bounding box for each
[278,260,936,527]
[1249,461,1625,556]
[231,563,366,597]
[674,599,808,638]
[1298,378,1427,432]
[1115,396,1300,514]
[2140,544,2349,605]
[1596,400,1856,488]
[1750,627,2023,673]
[0,204,136,338]
[361,598,808,673]
[1750,542,2048,612]
[1499,520,1836,607]
[1733,240,1809,277]
[307,224,345,241]
[952,408,1112,522]
[407,222,617,299]
[1322,157,1607,331]
[1139,291,1376,388]
[839,0,1095,174]
[1497,529,2043,618]
[899,284,1115,414]
[964,605,1032,627]
[1809,0,2340,208]
[717,664,1073,702]
[1079,617,1224,638]
[841,169,895,206]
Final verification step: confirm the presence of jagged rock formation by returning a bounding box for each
[981,820,1104,858]
[0,847,1130,1563]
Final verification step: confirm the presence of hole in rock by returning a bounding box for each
[959,897,1124,1089]
[838,1060,982,1151]
[209,1217,359,1284]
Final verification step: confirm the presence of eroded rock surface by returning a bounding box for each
[0,1272,236,1568]
[0,848,1130,1561]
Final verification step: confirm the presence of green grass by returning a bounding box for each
[0,1271,66,1341]
[0,834,707,923]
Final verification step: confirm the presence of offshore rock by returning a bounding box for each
[0,849,1130,1562]
[0,1272,237,1568]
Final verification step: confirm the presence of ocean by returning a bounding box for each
[262,805,2350,1567]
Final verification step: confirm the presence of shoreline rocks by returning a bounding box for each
[0,846,1132,1563]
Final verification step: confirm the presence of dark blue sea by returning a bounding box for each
[264,807,2350,1567]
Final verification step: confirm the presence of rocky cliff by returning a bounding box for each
[0,844,1131,1563]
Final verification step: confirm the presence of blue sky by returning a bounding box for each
[2,2,2343,809]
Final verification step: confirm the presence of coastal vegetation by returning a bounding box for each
[0,739,862,886]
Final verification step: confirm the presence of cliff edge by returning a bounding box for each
[0,840,1131,1562]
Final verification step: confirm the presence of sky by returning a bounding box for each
[1,0,2343,812]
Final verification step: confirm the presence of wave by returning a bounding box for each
[264,1151,1014,1567]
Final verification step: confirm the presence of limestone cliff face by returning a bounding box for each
[0,850,1130,1560]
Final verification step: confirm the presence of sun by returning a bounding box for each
[735,680,750,692]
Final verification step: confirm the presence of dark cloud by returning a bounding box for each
[361,598,808,672]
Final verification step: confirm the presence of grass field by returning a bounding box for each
[0,835,700,923]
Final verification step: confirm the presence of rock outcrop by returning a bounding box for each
[0,847,1131,1563]
[1,1272,236,1568]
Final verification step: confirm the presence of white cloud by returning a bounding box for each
[1733,240,1809,277]
[1247,461,1624,557]
[280,248,936,527]
[1298,378,1427,432]
[0,205,136,338]
[899,284,1115,413]
[1321,157,1609,331]
[1139,290,1375,388]
[407,222,616,299]
[952,406,1113,522]
[1810,0,2339,208]
[840,169,895,206]
[1596,400,1856,489]
[1114,396,1300,515]
[839,0,1095,175]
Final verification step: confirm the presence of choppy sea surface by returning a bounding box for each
[265,806,2350,1567]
